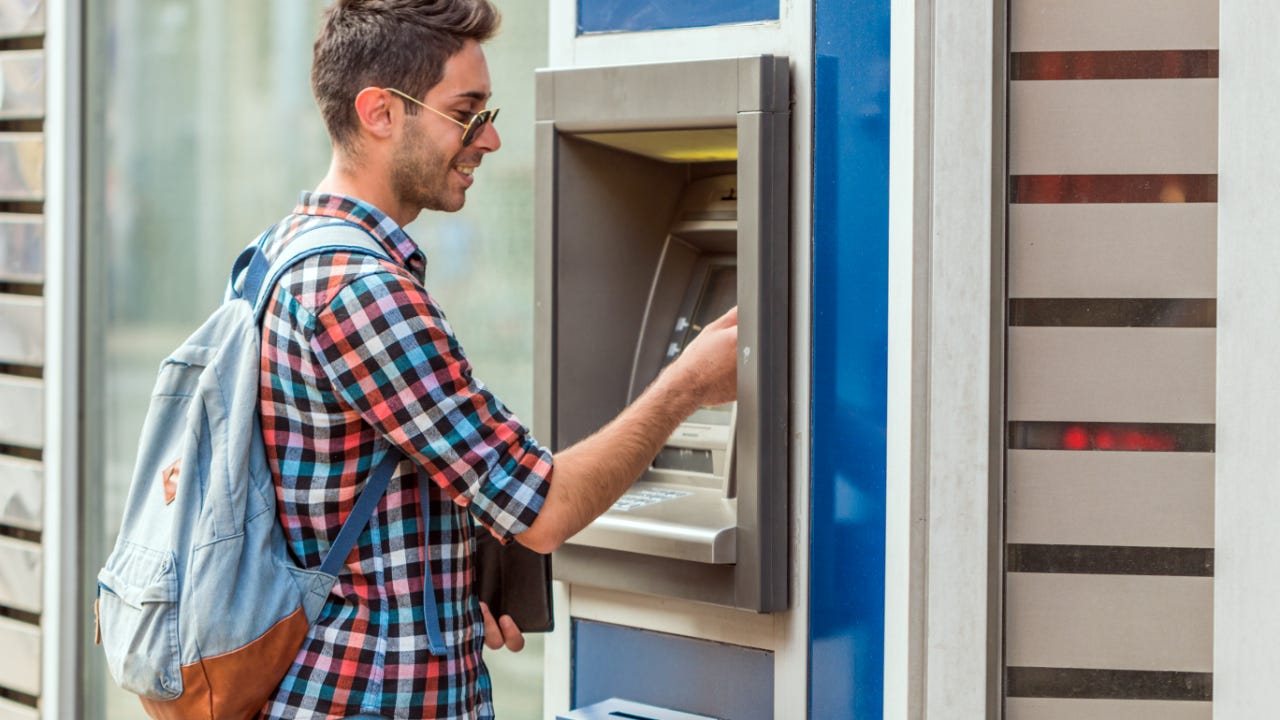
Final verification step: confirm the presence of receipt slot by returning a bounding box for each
[535,56,789,611]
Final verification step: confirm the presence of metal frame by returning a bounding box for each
[1216,2,1279,715]
[925,0,1005,711]
[989,0,1009,713]
[884,0,1006,716]
[43,0,85,717]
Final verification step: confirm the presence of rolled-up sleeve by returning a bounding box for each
[306,266,552,540]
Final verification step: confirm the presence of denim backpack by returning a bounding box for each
[94,222,444,719]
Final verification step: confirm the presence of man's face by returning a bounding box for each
[391,40,500,213]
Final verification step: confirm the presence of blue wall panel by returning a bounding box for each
[572,620,774,720]
[578,0,779,34]
[811,0,892,718]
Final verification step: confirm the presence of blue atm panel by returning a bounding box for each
[572,620,773,720]
[811,0,892,717]
[578,0,779,34]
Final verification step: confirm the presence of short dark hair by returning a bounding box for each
[312,0,500,149]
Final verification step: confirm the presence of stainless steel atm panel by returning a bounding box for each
[577,174,740,566]
[535,56,789,612]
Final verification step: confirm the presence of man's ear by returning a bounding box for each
[353,87,397,140]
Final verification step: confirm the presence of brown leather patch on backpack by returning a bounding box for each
[161,459,181,505]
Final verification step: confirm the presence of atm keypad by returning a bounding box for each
[611,487,693,512]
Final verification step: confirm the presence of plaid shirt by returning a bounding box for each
[256,193,553,719]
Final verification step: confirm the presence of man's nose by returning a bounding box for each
[474,121,501,153]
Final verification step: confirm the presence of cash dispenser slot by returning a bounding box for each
[537,55,789,611]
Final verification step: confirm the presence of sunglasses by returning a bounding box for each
[384,87,499,147]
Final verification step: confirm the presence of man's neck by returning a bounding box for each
[315,154,420,229]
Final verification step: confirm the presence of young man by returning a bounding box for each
[257,1,738,718]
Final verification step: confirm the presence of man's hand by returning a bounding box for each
[673,306,738,407]
[478,601,525,652]
[513,307,740,555]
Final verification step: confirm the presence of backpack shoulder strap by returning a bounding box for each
[248,221,392,322]
[318,449,400,576]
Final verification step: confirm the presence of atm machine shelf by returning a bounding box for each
[568,484,737,564]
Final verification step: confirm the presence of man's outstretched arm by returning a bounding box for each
[515,307,739,555]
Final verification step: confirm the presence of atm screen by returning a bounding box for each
[694,265,737,333]
[666,263,737,367]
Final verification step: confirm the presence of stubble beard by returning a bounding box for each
[391,126,462,213]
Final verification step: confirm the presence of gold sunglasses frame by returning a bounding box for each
[384,87,499,147]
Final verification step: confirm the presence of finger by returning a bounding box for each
[710,305,738,329]
[479,602,503,650]
[498,614,525,653]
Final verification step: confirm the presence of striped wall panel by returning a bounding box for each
[1008,205,1216,299]
[0,616,39,696]
[0,698,38,720]
[0,455,40,531]
[1004,0,1217,713]
[0,4,45,716]
[0,536,39,613]
[1009,80,1217,175]
[1006,698,1211,720]
[1007,450,1213,548]
[1011,0,1217,52]
[0,376,41,448]
[0,294,42,365]
[0,135,42,201]
[0,51,43,120]
[1007,328,1214,424]
[0,1,43,40]
[1007,574,1212,672]
[0,214,42,284]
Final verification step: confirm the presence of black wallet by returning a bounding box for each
[474,532,555,632]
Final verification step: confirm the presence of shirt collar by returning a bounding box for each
[294,192,428,278]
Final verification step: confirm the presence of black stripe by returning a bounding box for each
[0,525,38,543]
[0,36,42,52]
[1008,421,1215,453]
[1006,666,1212,701]
[0,604,38,626]
[0,686,38,708]
[0,119,41,133]
[0,443,40,461]
[0,201,43,214]
[0,362,41,379]
[1008,544,1213,577]
[1009,299,1215,328]
[0,282,41,297]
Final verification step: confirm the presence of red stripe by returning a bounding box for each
[1010,174,1217,204]
[1012,50,1218,81]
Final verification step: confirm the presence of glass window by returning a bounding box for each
[81,2,547,718]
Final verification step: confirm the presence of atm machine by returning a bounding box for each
[535,56,790,612]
